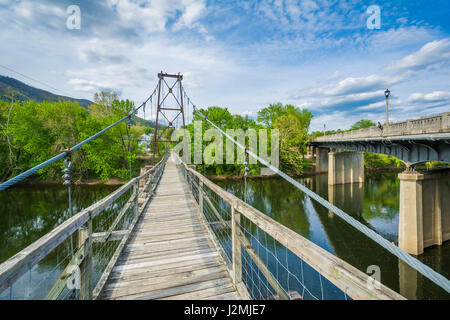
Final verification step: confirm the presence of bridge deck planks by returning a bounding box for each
[99,156,240,300]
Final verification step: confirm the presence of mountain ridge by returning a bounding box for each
[0,75,92,107]
[0,75,156,128]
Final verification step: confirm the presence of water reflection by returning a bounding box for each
[216,172,450,300]
[0,184,119,300]
[1,173,448,299]
[0,184,118,263]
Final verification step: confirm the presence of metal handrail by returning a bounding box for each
[173,153,404,300]
[0,154,168,297]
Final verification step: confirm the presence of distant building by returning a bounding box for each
[139,134,153,151]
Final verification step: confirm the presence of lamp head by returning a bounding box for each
[385,88,390,98]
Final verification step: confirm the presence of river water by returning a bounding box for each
[215,172,450,300]
[0,184,119,299]
[0,172,448,299]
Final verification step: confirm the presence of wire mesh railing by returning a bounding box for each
[0,154,168,300]
[174,153,405,300]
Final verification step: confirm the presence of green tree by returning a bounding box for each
[83,94,144,180]
[257,102,284,127]
[0,95,145,183]
[273,114,309,175]
[257,103,313,130]
[185,104,313,176]
[350,119,375,130]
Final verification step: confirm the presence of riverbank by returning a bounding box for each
[4,158,158,187]
[7,164,448,186]
[207,163,449,181]
[10,176,126,187]
[208,166,406,181]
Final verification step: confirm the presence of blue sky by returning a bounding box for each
[0,0,449,131]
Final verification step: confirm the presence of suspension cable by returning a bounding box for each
[127,115,132,180]
[0,85,159,191]
[181,87,450,294]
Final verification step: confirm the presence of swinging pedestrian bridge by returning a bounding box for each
[0,152,408,300]
[0,74,449,300]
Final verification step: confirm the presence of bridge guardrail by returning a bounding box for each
[312,112,450,142]
[173,153,404,300]
[0,153,168,300]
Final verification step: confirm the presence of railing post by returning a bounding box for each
[186,170,191,191]
[148,173,153,197]
[231,206,242,286]
[78,216,92,300]
[199,179,204,214]
[134,181,139,217]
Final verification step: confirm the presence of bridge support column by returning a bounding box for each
[398,170,450,255]
[306,145,313,157]
[315,147,329,173]
[328,152,364,185]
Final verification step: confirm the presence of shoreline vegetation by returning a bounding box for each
[1,95,448,188]
[11,164,450,187]
[5,165,405,187]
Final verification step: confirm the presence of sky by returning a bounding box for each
[0,0,449,131]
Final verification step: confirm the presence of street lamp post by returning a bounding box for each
[385,88,390,126]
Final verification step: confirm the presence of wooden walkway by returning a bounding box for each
[99,155,241,300]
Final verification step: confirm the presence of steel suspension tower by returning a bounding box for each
[152,72,186,158]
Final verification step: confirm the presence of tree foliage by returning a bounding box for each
[0,93,145,183]
[257,102,313,129]
[2,94,414,184]
[274,114,307,174]
[180,103,313,176]
[350,119,376,130]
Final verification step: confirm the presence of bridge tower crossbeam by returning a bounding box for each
[153,72,185,157]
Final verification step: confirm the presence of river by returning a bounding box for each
[215,171,450,300]
[0,184,119,299]
[0,172,449,299]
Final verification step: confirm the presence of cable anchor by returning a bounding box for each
[244,146,249,202]
[62,149,72,187]
[62,149,74,256]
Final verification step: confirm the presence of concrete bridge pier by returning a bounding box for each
[328,151,364,185]
[314,147,329,173]
[398,169,450,255]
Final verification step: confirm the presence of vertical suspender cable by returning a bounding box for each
[62,151,73,256]
[128,115,132,180]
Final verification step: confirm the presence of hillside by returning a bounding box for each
[0,75,157,128]
[131,115,156,128]
[0,75,92,107]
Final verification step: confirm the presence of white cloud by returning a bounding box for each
[107,0,207,36]
[366,26,439,50]
[254,0,352,39]
[173,1,206,28]
[2,1,66,30]
[240,110,255,117]
[306,74,400,97]
[389,38,450,71]
[302,90,386,112]
[0,0,449,132]
[310,110,375,132]
[408,91,450,103]
[389,91,450,118]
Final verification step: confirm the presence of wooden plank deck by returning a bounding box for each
[99,155,241,300]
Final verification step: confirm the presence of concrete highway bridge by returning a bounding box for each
[309,112,450,255]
